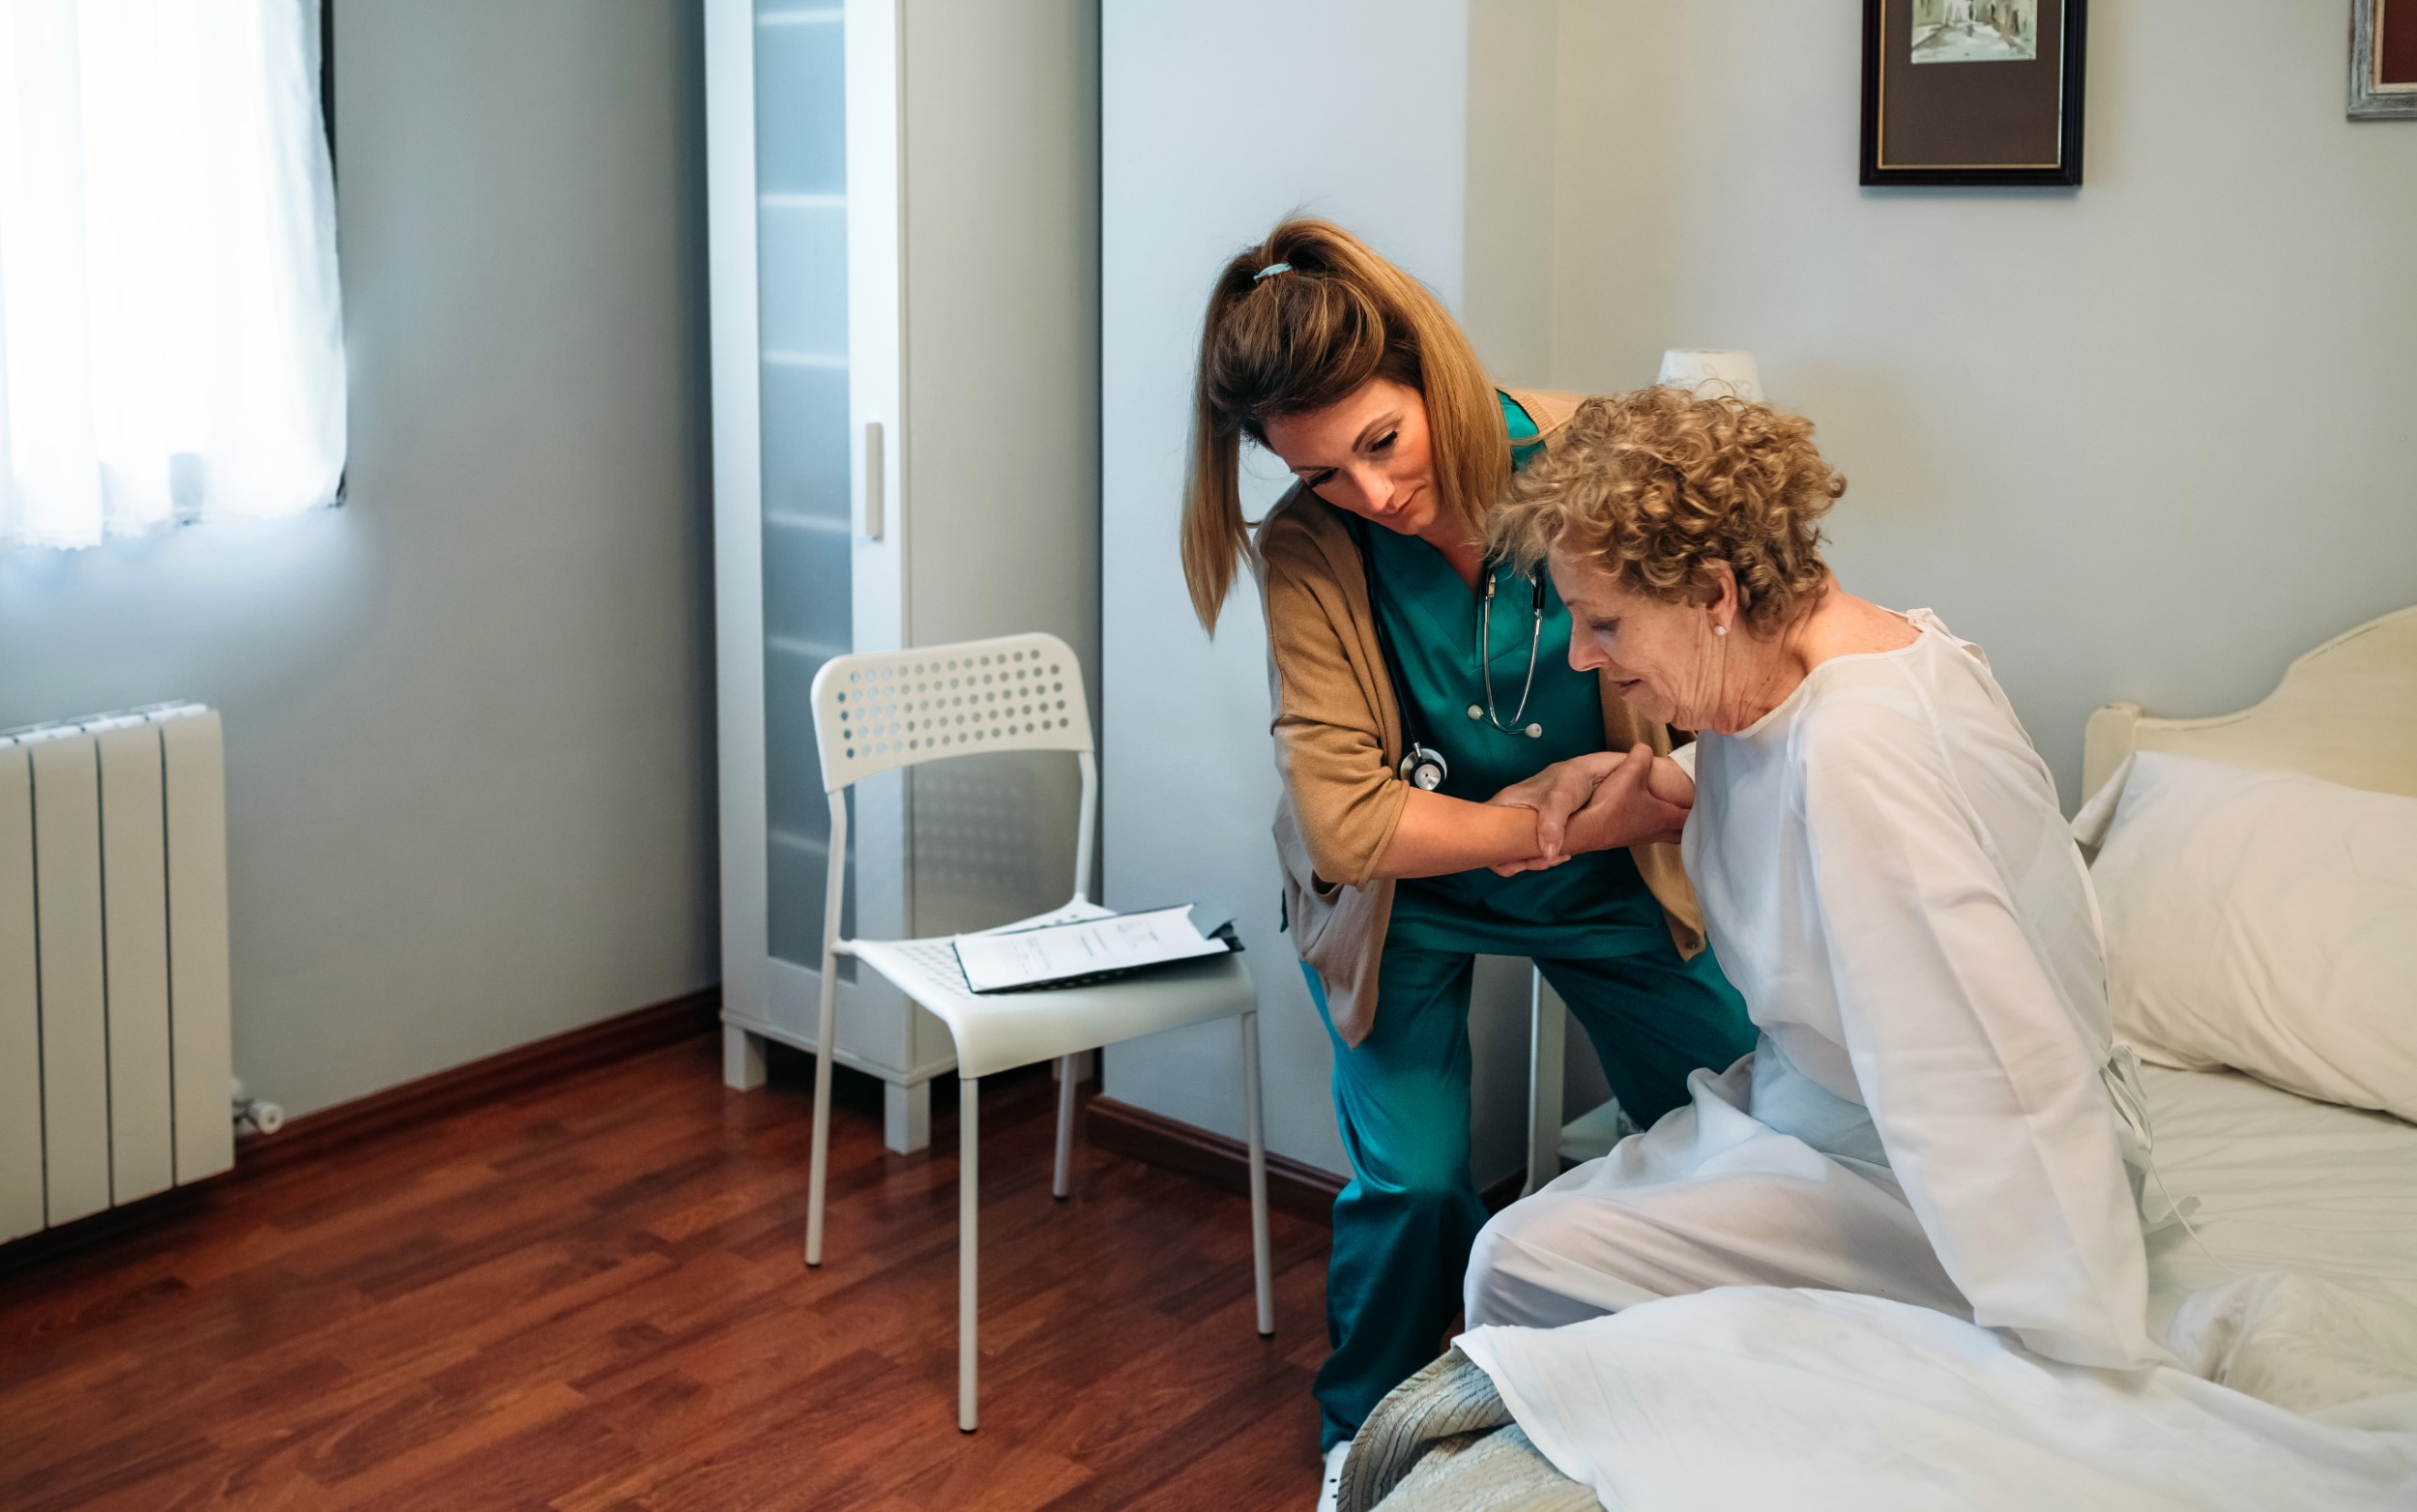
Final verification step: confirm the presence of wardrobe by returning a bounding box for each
[703,0,1099,1149]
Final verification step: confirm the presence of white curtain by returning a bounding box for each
[0,0,344,551]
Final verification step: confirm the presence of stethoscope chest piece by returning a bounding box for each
[1400,744,1448,791]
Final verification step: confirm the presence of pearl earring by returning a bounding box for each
[1714,624,1728,636]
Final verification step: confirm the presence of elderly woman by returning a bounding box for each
[1461,389,2164,1371]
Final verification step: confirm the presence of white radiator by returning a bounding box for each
[1,704,234,1243]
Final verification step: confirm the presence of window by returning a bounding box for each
[0,0,344,551]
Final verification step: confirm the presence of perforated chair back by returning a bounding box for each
[809,632,1092,793]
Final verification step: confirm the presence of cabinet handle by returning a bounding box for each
[863,420,885,540]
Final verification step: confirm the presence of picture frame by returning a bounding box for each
[1860,0,2087,187]
[2350,0,2417,120]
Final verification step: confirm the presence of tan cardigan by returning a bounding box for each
[1254,388,1706,1048]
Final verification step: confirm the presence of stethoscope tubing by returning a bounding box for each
[1350,513,1548,797]
[1475,568,1548,739]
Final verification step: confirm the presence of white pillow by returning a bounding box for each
[2079,751,2417,1122]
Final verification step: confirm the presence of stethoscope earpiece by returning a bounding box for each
[1467,705,1544,740]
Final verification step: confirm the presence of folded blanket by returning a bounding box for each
[1341,1347,1596,1512]
[1368,1424,1595,1512]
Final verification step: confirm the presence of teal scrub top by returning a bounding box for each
[1365,393,1670,959]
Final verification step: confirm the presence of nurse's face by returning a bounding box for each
[1261,379,1440,538]
[1551,548,1728,731]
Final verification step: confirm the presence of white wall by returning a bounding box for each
[1546,2,2417,805]
[1099,0,2415,1174]
[0,0,716,1121]
[1102,0,1555,1178]
[903,0,1100,937]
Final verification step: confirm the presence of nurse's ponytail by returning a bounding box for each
[1180,218,1508,633]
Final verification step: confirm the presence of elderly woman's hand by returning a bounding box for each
[1563,744,1691,855]
[1485,746,1689,875]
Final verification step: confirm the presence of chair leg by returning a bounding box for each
[805,951,840,1268]
[960,1074,980,1433]
[1525,966,1565,1198]
[1241,1011,1274,1337]
[1052,1053,1078,1199]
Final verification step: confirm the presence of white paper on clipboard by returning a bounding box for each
[951,905,1236,993]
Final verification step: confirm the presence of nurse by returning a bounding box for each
[1179,218,1757,1500]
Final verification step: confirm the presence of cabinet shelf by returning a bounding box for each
[765,513,849,538]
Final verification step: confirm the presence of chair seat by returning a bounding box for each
[845,902,1257,1080]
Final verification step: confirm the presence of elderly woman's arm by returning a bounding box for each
[1801,703,2163,1371]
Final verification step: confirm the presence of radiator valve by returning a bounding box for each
[231,1077,286,1136]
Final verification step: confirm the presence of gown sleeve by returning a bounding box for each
[1795,687,2163,1370]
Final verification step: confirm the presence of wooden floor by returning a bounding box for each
[0,1036,1334,1511]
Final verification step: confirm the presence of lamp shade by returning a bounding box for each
[1657,349,1763,403]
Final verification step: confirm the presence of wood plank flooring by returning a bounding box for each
[0,1036,1333,1510]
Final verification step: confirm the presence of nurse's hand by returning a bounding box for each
[1485,751,1625,868]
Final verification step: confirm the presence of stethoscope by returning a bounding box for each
[1351,515,1548,792]
[1471,567,1548,741]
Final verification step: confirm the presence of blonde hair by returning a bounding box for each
[1180,218,1507,632]
[1488,389,1842,634]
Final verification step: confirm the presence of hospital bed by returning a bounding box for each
[1341,605,2417,1512]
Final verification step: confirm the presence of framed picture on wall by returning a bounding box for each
[2351,0,2417,119]
[1860,0,2087,186]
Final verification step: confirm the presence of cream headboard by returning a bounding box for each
[2081,605,2417,805]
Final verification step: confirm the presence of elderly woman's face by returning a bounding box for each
[1549,548,1724,730]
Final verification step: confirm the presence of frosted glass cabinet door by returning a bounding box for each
[711,0,926,1147]
[715,0,1096,1156]
[755,3,854,972]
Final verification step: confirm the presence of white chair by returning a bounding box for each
[1526,968,1630,1193]
[802,631,1274,1433]
[1525,966,1565,1197]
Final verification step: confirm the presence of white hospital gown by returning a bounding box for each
[1465,609,2166,1370]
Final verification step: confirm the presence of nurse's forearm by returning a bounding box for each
[1369,789,1543,880]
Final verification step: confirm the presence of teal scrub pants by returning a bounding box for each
[1301,939,1751,1450]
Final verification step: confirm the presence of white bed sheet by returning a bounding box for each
[2141,1063,2417,1418]
[2141,1062,2417,1304]
[1455,1067,2417,1510]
